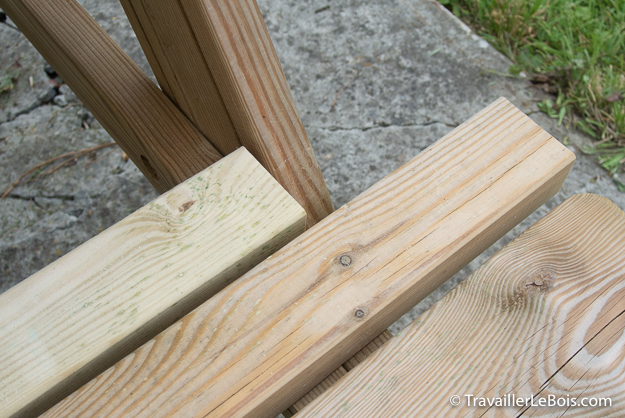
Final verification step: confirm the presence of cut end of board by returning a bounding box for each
[0,148,306,418]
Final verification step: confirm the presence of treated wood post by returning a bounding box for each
[44,99,575,418]
[0,149,306,418]
[0,0,222,194]
[119,0,334,227]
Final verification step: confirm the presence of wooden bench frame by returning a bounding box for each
[2,1,608,417]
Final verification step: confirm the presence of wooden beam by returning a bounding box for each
[0,149,306,418]
[284,330,393,417]
[119,0,241,156]
[0,0,222,194]
[341,330,394,372]
[119,0,334,227]
[43,98,575,418]
[296,194,625,417]
[283,368,347,418]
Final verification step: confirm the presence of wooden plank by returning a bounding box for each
[342,330,394,372]
[43,98,575,418]
[119,0,241,156]
[0,0,222,194]
[119,0,334,227]
[0,148,306,418]
[284,330,393,417]
[296,194,625,417]
[283,368,348,418]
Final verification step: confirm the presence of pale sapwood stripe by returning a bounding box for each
[43,98,575,418]
[298,194,625,417]
[0,149,306,418]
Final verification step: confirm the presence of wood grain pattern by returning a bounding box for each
[284,367,348,418]
[284,330,393,417]
[298,194,625,417]
[120,0,334,227]
[43,98,575,418]
[122,0,371,391]
[119,0,241,156]
[0,149,306,418]
[0,0,222,194]
[342,330,394,372]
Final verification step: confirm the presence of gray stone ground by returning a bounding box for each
[1,0,624,341]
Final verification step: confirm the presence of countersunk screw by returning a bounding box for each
[354,309,365,319]
[339,255,352,266]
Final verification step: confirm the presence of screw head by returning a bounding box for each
[339,255,352,266]
[354,309,365,319]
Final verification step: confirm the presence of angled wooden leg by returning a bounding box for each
[0,0,222,193]
[119,0,334,227]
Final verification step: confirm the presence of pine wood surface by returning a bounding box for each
[284,330,394,417]
[43,98,575,418]
[119,0,334,227]
[0,149,306,418]
[298,194,625,417]
[119,0,393,393]
[119,0,241,156]
[0,0,222,194]
[342,330,394,372]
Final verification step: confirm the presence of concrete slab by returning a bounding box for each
[1,0,623,345]
[0,22,54,123]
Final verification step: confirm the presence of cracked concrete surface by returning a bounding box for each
[1,0,625,341]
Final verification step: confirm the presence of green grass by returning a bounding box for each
[440,0,625,186]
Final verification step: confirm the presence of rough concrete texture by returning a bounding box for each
[0,23,54,123]
[1,0,624,340]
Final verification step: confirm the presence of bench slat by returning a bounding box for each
[44,98,574,418]
[298,194,625,417]
[0,0,222,193]
[283,330,393,417]
[0,149,306,418]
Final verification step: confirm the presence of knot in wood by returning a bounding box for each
[339,255,352,267]
[179,200,196,214]
[140,155,158,180]
[353,308,367,320]
[522,269,555,295]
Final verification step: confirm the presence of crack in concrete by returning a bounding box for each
[5,193,76,202]
[308,120,457,132]
[1,99,64,126]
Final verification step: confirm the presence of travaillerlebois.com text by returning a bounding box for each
[449,394,612,408]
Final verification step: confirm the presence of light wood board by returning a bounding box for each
[283,330,393,417]
[0,0,222,194]
[298,194,625,417]
[119,0,334,227]
[43,98,575,418]
[0,149,306,418]
[121,0,368,385]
